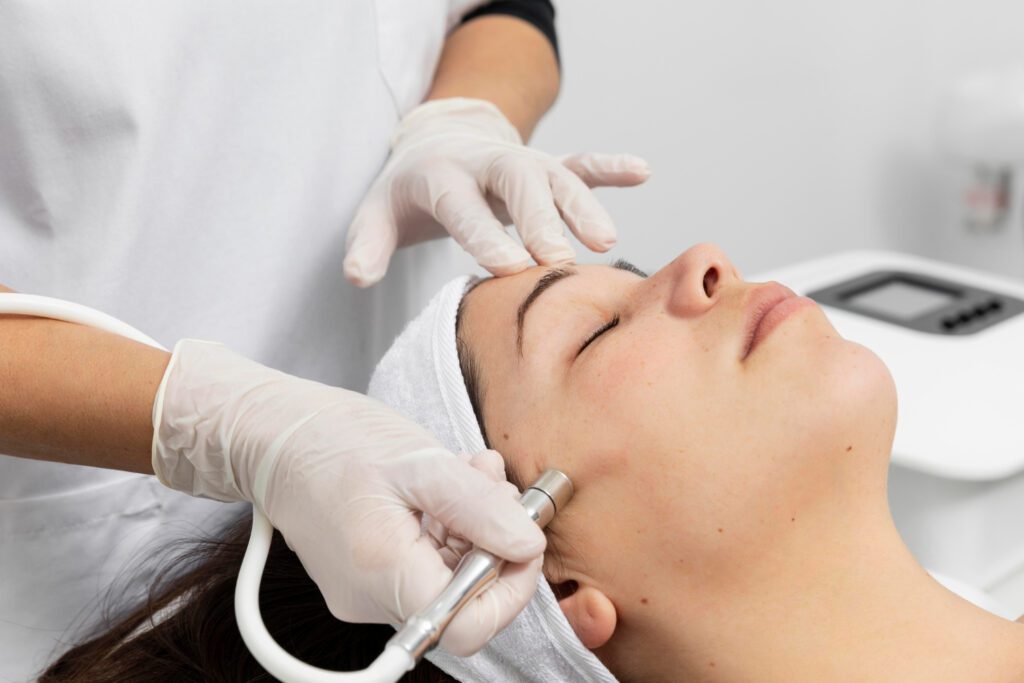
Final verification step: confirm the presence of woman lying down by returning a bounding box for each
[44,244,1024,682]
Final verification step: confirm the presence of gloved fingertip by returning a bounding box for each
[485,257,532,277]
[523,534,547,559]
[570,216,617,253]
[622,154,652,178]
[471,238,533,276]
[468,503,547,561]
[498,520,547,561]
[627,169,651,185]
[342,258,384,288]
[598,156,650,187]
[525,229,577,267]
[440,631,490,659]
[534,251,577,267]
[468,449,507,483]
[343,236,395,286]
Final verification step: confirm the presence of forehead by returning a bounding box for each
[462,263,605,343]
[465,265,550,326]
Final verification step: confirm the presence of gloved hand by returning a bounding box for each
[343,97,651,287]
[151,339,545,656]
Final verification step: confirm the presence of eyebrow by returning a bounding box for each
[515,258,648,356]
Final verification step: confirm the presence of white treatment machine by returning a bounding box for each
[756,250,1024,615]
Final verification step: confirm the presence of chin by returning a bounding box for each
[767,330,896,449]
[819,337,898,453]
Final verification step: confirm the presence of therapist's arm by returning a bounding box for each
[0,284,168,473]
[427,13,560,141]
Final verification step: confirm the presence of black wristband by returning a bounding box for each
[460,0,559,65]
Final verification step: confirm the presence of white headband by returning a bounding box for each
[367,276,617,682]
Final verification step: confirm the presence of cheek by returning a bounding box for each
[799,341,897,480]
[554,331,717,495]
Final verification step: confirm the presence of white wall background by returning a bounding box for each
[532,0,1024,279]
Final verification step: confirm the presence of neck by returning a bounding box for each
[609,493,1024,682]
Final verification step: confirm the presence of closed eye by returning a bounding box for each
[577,314,620,356]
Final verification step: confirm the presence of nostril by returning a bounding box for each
[702,267,719,297]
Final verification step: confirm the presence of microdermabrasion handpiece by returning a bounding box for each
[387,469,574,662]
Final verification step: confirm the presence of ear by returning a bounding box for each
[555,583,617,649]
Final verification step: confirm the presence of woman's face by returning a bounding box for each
[459,244,897,609]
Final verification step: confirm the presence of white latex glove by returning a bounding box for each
[343,97,651,287]
[151,339,545,656]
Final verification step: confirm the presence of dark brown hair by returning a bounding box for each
[40,514,457,682]
[455,281,491,450]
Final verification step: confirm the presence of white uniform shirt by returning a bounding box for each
[0,1,482,679]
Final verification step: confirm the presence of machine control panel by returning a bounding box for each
[806,270,1024,335]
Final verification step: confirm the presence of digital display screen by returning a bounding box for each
[845,280,957,320]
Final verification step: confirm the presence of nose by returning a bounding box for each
[643,243,740,318]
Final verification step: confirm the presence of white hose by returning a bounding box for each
[237,510,413,682]
[0,293,416,683]
[0,294,164,349]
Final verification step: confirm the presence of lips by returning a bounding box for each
[741,282,808,359]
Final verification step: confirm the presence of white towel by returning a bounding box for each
[368,275,618,683]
